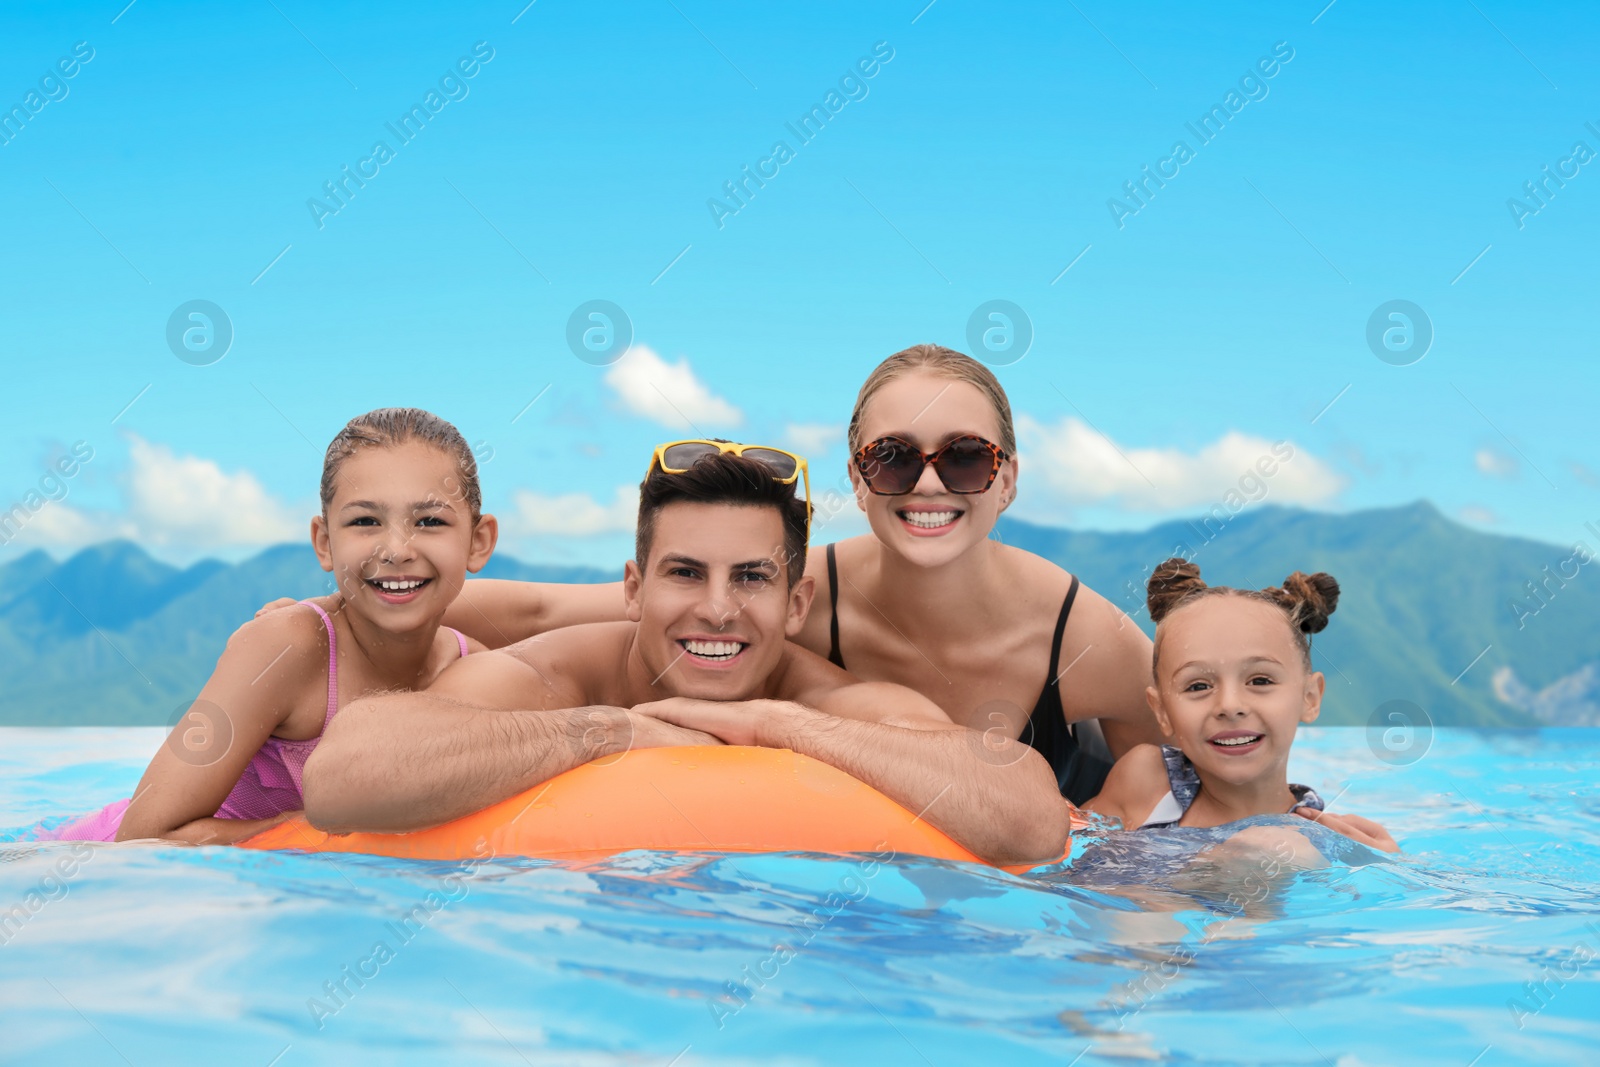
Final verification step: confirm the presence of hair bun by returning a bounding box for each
[1280,571,1340,633]
[1146,558,1206,623]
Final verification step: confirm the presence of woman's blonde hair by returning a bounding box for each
[846,344,1017,456]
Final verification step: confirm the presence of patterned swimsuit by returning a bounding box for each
[1138,744,1325,829]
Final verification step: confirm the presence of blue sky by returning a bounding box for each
[1,0,1595,567]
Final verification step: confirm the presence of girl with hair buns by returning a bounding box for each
[1085,558,1398,852]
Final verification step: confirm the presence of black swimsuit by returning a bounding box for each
[824,543,1115,805]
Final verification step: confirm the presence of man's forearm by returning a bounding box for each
[302,694,628,833]
[759,706,1070,866]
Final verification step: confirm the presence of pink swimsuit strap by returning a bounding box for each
[299,600,340,726]
[41,602,469,840]
[293,603,469,725]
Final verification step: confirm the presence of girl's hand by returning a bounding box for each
[1295,808,1400,853]
[254,597,300,618]
[162,810,303,846]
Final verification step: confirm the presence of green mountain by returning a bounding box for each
[1,503,1594,726]
[995,501,1598,727]
[0,543,613,726]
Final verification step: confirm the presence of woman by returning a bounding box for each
[794,344,1161,801]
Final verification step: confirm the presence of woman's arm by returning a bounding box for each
[116,610,320,842]
[1058,585,1166,756]
[442,579,627,649]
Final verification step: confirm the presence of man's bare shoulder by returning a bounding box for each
[421,646,561,710]
[500,621,635,703]
[502,620,634,658]
[421,622,632,711]
[770,639,854,701]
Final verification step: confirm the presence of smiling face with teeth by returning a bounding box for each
[312,440,497,633]
[1147,596,1325,793]
[623,501,814,701]
[850,371,1017,569]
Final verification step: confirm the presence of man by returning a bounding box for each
[303,446,1070,866]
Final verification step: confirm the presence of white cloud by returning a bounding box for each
[124,436,301,548]
[0,501,133,553]
[0,437,303,558]
[785,423,845,459]
[1495,663,1600,726]
[809,491,872,543]
[29,502,130,545]
[1459,504,1498,525]
[603,345,742,430]
[505,485,639,537]
[1475,447,1518,479]
[1017,416,1345,512]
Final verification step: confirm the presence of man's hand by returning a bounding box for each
[629,698,785,748]
[255,597,300,618]
[623,707,727,750]
[1295,808,1400,853]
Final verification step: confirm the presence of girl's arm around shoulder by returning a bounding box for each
[424,621,635,712]
[442,579,627,650]
[115,607,328,842]
[1083,743,1169,831]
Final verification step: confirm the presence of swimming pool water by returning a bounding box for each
[3,727,1597,1065]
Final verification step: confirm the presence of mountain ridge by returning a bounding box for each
[1,502,1594,727]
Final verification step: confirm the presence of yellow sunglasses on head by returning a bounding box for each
[646,439,812,537]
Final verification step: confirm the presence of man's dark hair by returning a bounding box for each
[635,451,809,586]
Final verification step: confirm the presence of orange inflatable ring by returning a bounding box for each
[238,745,1082,872]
